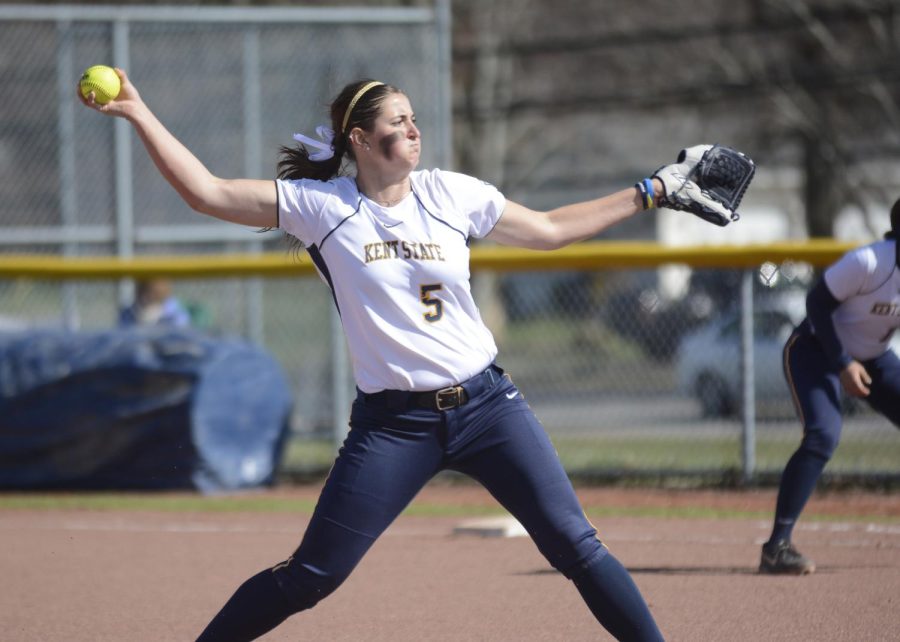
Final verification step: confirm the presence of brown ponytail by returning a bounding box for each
[277,79,401,182]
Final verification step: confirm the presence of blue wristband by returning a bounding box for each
[635,178,654,210]
[642,178,655,210]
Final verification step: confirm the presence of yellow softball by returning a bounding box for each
[79,65,121,105]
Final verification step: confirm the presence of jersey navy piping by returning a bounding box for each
[306,244,340,315]
[303,185,471,317]
[411,189,468,242]
[306,198,363,316]
[273,180,280,229]
[320,198,363,249]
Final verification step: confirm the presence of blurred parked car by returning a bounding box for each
[676,289,802,417]
[675,289,900,417]
[604,268,814,363]
[603,275,723,362]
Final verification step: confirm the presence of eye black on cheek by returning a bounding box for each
[378,132,404,159]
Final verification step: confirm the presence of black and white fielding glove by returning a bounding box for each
[650,144,756,227]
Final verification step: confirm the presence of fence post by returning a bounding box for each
[740,268,756,482]
[113,18,133,309]
[242,26,265,345]
[56,19,79,329]
[435,0,453,169]
[330,306,350,451]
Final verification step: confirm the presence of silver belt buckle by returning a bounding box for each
[435,386,463,411]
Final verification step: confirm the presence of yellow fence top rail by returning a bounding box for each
[0,239,862,279]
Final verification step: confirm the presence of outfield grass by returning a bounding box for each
[1,489,897,524]
[0,492,500,518]
[554,434,900,472]
[0,493,317,513]
[280,433,900,478]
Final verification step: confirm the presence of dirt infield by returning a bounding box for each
[1,484,898,641]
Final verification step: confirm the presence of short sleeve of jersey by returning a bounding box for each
[824,245,875,302]
[427,169,506,238]
[275,178,335,246]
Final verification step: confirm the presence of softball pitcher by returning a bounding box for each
[762,204,900,575]
[80,68,747,640]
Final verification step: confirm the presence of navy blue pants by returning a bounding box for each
[262,365,661,640]
[771,323,900,543]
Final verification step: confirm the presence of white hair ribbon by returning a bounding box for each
[292,125,335,161]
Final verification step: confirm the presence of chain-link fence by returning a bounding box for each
[493,262,898,484]
[0,3,450,318]
[3,248,898,485]
[0,3,451,452]
[2,5,897,486]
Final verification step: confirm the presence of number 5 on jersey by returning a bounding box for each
[420,284,443,322]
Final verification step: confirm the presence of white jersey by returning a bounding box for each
[824,238,900,360]
[277,169,505,393]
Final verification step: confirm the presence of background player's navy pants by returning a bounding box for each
[770,323,900,544]
[198,364,662,641]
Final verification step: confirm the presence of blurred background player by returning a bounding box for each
[118,278,191,328]
[761,201,900,574]
[76,67,746,640]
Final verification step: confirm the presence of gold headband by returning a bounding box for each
[341,81,384,133]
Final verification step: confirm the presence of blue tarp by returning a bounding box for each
[0,328,293,492]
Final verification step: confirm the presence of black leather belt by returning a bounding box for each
[358,365,501,412]
[412,385,469,411]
